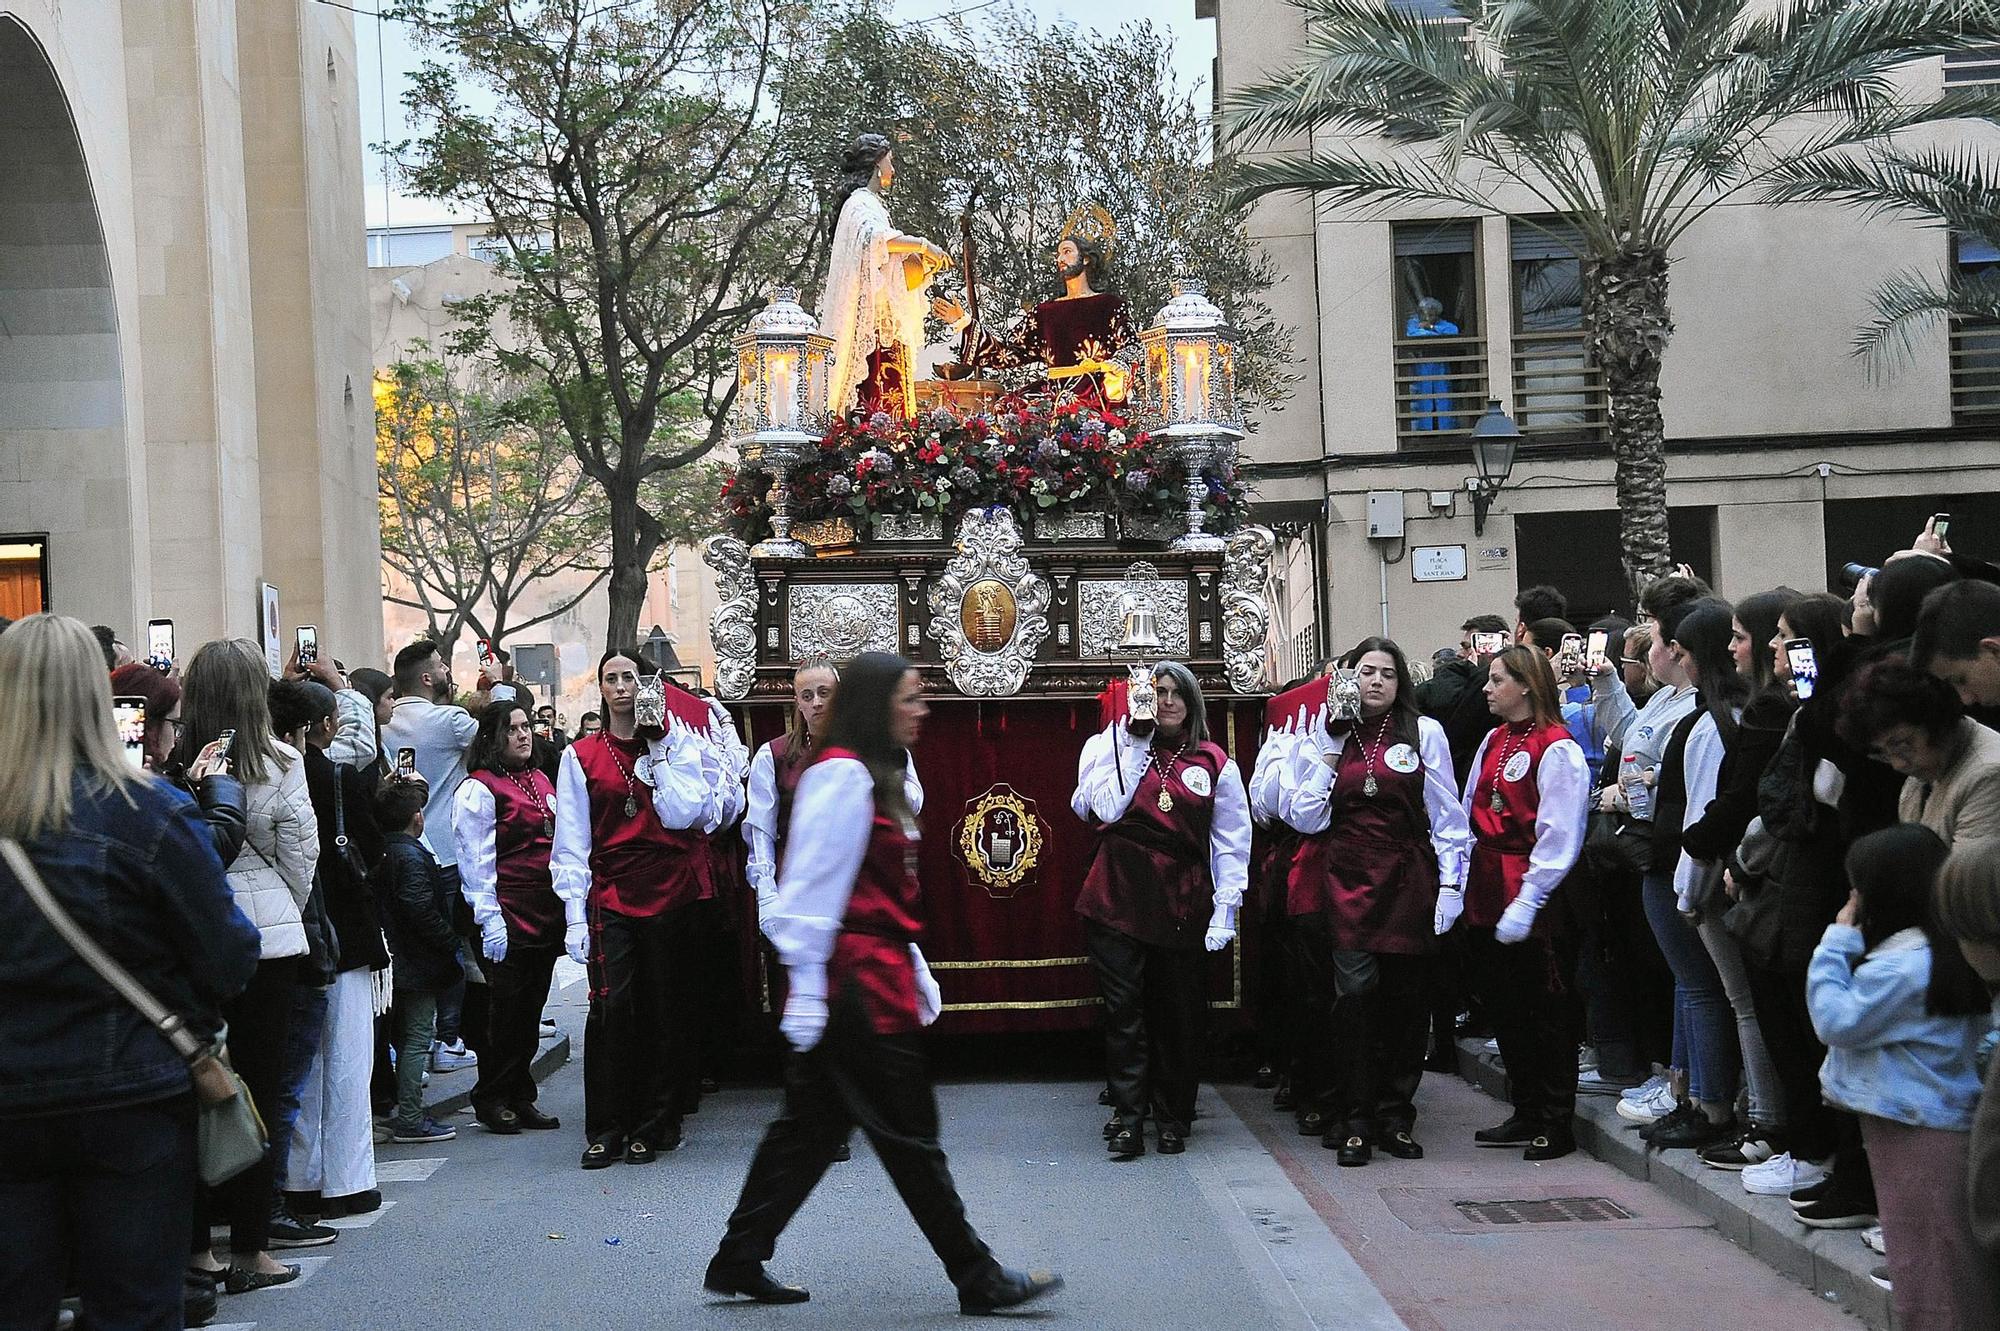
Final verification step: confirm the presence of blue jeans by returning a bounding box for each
[1641,871,1739,1106]
[0,1094,197,1331]
[393,989,440,1131]
[266,981,330,1200]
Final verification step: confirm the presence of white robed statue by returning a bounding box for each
[819,134,949,418]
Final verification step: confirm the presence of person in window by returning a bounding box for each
[1405,296,1462,431]
[706,654,1062,1315]
[1461,646,1589,1161]
[0,615,260,1331]
[1264,638,1471,1166]
[1072,661,1251,1160]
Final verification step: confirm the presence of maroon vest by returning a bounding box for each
[467,767,564,943]
[572,732,699,918]
[819,748,925,1034]
[1464,720,1570,930]
[769,733,813,863]
[1075,740,1228,950]
[1286,719,1439,953]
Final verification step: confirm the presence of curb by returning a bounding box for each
[422,1033,571,1120]
[1452,1037,1889,1329]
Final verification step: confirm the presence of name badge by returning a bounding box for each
[1502,751,1533,783]
[634,755,658,788]
[1384,743,1420,774]
[1182,766,1212,797]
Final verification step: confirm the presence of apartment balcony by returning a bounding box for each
[1394,335,1488,446]
[1512,328,1607,443]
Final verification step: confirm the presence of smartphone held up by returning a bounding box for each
[1785,638,1819,701]
[114,696,147,769]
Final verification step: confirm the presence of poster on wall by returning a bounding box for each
[260,582,281,678]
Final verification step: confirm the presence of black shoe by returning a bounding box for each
[1103,1115,1121,1139]
[1788,1176,1836,1212]
[581,1135,623,1169]
[224,1264,301,1294]
[267,1206,338,1248]
[1330,1134,1371,1167]
[959,1266,1064,1315]
[512,1103,561,1131]
[1252,1063,1278,1089]
[322,1189,381,1217]
[1297,1109,1326,1137]
[282,1189,324,1219]
[477,1106,523,1135]
[700,1077,720,1095]
[1795,1197,1879,1230]
[1377,1130,1424,1160]
[1649,1111,1736,1151]
[1474,1115,1540,1146]
[1096,1086,1113,1106]
[704,1259,810,1304]
[830,1140,852,1162]
[625,1137,659,1165]
[1272,1079,1295,1112]
[1524,1127,1575,1161]
[1108,1125,1144,1159]
[1157,1125,1186,1154]
[1636,1101,1700,1143]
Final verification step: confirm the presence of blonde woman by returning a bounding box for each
[0,615,260,1331]
[177,639,323,1292]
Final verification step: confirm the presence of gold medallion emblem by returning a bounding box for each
[954,784,1045,899]
[960,579,1018,653]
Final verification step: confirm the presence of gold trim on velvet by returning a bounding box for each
[928,956,1089,970]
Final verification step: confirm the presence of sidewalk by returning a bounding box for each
[1452,1037,1889,1329]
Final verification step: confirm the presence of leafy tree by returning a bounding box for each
[376,352,610,650]
[1226,0,2000,590]
[394,0,823,646]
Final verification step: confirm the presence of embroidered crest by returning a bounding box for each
[1181,765,1213,797]
[954,784,1046,899]
[1385,743,1420,774]
[634,754,658,788]
[1502,751,1533,783]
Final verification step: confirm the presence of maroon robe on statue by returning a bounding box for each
[1285,723,1440,955]
[966,291,1134,408]
[466,767,564,943]
[1075,742,1228,951]
[820,747,925,1035]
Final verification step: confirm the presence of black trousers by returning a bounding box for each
[2,1094,197,1331]
[714,989,998,1290]
[473,942,559,1116]
[1282,915,1330,1112]
[583,903,697,1145]
[1290,919,1431,1140]
[1596,867,1675,1072]
[1467,926,1580,1127]
[193,956,298,1256]
[688,896,744,1089]
[1084,921,1206,1134]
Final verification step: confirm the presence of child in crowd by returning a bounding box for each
[373,778,460,1145]
[1808,825,1998,1329]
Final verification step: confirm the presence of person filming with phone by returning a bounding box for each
[0,615,261,1331]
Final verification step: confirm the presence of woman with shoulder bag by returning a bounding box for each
[0,615,261,1331]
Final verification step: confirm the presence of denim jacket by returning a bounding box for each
[0,770,262,1118]
[1809,923,1992,1131]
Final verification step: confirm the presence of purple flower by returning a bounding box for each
[1124,470,1152,493]
[951,465,981,491]
[1033,440,1064,464]
[828,475,854,498]
[868,411,895,434]
[1079,416,1106,438]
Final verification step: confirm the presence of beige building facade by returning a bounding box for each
[367,229,723,722]
[0,1,381,656]
[1213,0,2000,663]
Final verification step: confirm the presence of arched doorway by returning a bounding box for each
[0,17,128,618]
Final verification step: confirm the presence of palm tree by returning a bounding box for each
[1227,0,2000,590]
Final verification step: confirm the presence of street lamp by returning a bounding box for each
[1138,278,1245,553]
[1467,399,1521,537]
[733,288,833,559]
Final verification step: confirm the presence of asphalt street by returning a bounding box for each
[214,982,1863,1331]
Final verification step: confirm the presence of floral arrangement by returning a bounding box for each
[719,401,1247,544]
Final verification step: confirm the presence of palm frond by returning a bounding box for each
[1761,144,2000,247]
[1854,266,2000,367]
[1227,150,1496,215]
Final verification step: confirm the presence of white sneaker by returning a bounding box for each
[1862,1224,1887,1256]
[1741,1152,1829,1197]
[1614,1081,1679,1124]
[1621,1072,1670,1104]
[431,1039,478,1072]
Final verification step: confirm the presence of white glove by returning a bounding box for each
[1495,897,1538,945]
[1433,886,1464,936]
[781,964,829,1051]
[564,920,589,965]
[480,916,509,963]
[911,945,943,1026]
[1204,926,1235,952]
[1206,901,1237,952]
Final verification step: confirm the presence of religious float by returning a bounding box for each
[706,144,1276,1033]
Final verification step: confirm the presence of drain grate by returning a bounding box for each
[1454,1196,1635,1226]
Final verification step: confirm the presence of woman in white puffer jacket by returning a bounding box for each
[176,639,321,1290]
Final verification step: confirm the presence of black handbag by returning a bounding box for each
[1582,808,1652,876]
[1721,817,1788,968]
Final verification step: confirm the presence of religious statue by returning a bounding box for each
[819,133,951,419]
[931,204,1136,411]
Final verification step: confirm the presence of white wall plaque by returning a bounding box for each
[1410,545,1468,583]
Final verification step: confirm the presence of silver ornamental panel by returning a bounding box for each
[703,535,757,700]
[925,510,1051,697]
[1077,577,1191,657]
[788,583,901,662]
[1222,525,1276,692]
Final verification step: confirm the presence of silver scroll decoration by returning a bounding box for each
[1221,524,1276,692]
[704,534,758,700]
[925,510,1051,697]
[1077,566,1191,657]
[788,583,900,662]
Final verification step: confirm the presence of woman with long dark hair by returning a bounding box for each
[1268,638,1470,1165]
[1072,660,1251,1160]
[453,700,565,1137]
[707,654,1061,1314]
[819,134,949,416]
[1461,646,1589,1160]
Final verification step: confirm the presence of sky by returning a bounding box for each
[355,0,1218,228]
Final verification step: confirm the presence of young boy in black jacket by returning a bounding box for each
[374,779,460,1143]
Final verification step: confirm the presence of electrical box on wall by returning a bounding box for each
[1367,490,1405,540]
